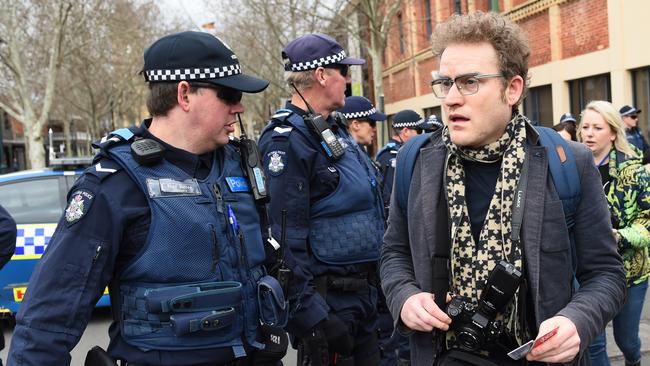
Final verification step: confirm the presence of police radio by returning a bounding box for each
[291,83,345,161]
[236,114,269,203]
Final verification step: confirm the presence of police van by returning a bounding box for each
[0,157,110,317]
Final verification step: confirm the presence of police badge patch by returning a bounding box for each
[65,189,94,226]
[267,151,286,176]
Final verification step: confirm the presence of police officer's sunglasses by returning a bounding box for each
[189,82,243,105]
[324,64,349,78]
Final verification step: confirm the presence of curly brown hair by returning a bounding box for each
[431,11,530,105]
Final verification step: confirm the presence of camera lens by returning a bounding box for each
[457,330,481,351]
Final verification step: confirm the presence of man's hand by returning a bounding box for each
[526,316,580,363]
[400,292,451,332]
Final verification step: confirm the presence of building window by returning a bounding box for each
[454,0,462,14]
[523,85,553,127]
[398,13,405,54]
[569,73,611,117]
[632,67,650,140]
[424,0,433,38]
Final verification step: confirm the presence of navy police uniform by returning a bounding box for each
[375,110,423,209]
[8,31,286,366]
[260,33,383,365]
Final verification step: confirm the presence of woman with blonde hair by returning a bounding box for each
[578,100,650,366]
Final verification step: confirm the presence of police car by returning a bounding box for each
[0,157,110,317]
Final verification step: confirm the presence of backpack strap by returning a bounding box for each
[394,132,434,214]
[535,126,581,229]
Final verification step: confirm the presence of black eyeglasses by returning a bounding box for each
[630,115,639,119]
[430,72,504,98]
[324,64,349,78]
[190,82,243,105]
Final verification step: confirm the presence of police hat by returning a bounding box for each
[418,114,443,131]
[338,96,387,122]
[392,110,422,129]
[282,33,365,72]
[620,105,642,116]
[142,31,268,93]
[559,112,576,124]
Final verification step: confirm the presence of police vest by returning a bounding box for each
[106,140,267,356]
[267,110,384,265]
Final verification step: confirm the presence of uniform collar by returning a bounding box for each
[141,119,214,179]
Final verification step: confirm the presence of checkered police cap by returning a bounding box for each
[338,96,387,121]
[142,31,268,93]
[392,109,422,129]
[283,33,365,72]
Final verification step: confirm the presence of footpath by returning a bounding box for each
[607,321,650,365]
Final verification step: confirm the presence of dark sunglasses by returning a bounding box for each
[324,64,349,78]
[190,82,243,105]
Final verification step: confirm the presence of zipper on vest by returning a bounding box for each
[212,183,224,213]
[92,245,103,264]
[209,224,220,273]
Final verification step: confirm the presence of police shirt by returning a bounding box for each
[375,138,401,207]
[7,122,243,366]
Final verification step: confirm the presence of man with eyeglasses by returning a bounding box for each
[259,33,384,365]
[8,31,290,366]
[620,105,650,163]
[380,12,624,366]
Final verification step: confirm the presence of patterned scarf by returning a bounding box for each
[442,114,528,348]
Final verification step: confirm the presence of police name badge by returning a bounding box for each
[225,177,250,193]
[267,151,286,176]
[65,189,94,226]
[147,178,201,198]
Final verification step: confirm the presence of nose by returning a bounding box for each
[443,83,464,108]
[231,102,245,114]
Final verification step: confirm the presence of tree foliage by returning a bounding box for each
[0,0,177,168]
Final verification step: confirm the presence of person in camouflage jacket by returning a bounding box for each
[579,100,650,366]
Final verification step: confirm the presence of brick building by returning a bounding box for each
[375,0,650,147]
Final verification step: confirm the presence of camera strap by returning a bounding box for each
[510,149,530,244]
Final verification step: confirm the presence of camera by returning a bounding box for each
[446,260,522,352]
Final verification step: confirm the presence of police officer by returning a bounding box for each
[417,114,443,134]
[338,95,387,148]
[0,204,16,366]
[8,31,289,366]
[375,109,422,209]
[259,33,383,365]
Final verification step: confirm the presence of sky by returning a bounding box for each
[154,0,215,31]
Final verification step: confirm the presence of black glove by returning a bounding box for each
[319,313,354,356]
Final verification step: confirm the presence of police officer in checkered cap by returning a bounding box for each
[338,96,386,147]
[259,34,385,365]
[8,31,293,366]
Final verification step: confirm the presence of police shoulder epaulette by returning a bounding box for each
[92,127,136,150]
[85,158,123,182]
[271,109,293,122]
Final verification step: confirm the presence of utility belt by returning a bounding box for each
[314,270,377,299]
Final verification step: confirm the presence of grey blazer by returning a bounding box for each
[380,126,626,366]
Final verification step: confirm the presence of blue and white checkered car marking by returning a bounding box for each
[14,223,57,260]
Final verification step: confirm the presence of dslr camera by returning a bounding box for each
[446,260,522,352]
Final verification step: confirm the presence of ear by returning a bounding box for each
[314,67,327,86]
[350,120,360,132]
[505,75,525,106]
[177,81,192,112]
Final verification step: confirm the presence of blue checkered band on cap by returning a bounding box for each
[288,50,347,71]
[393,120,421,128]
[144,64,242,82]
[344,107,377,120]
